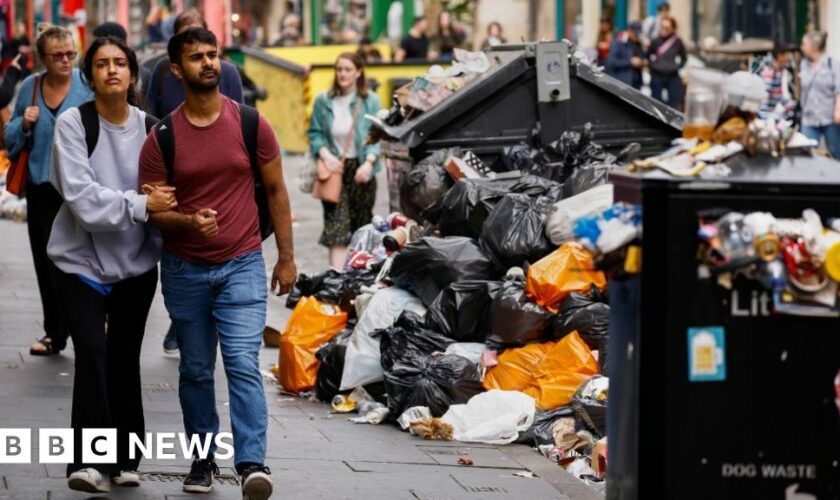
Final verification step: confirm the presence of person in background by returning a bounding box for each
[1,52,29,113]
[273,13,304,47]
[605,21,644,89]
[799,31,840,159]
[759,40,795,118]
[596,16,613,67]
[394,17,430,62]
[434,11,466,62]
[145,4,175,44]
[646,16,686,109]
[144,9,243,119]
[307,52,381,269]
[357,37,383,64]
[48,35,174,494]
[5,24,93,357]
[93,21,127,43]
[481,22,506,50]
[641,2,669,49]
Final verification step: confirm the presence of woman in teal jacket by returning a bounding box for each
[5,25,93,356]
[307,52,381,268]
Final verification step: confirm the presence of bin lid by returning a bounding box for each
[573,61,684,131]
[376,44,684,147]
[611,152,840,191]
[376,50,529,147]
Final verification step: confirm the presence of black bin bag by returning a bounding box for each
[384,353,484,417]
[425,280,502,342]
[314,326,354,402]
[427,176,562,239]
[399,150,455,222]
[378,311,455,372]
[479,193,554,271]
[487,278,554,346]
[388,237,498,307]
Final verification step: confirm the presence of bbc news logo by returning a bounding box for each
[0,429,234,463]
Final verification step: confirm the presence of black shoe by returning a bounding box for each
[163,325,179,356]
[183,458,219,494]
[240,464,272,500]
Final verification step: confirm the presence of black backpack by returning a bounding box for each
[153,102,273,241]
[78,100,158,157]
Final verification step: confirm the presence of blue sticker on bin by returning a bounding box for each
[687,327,726,382]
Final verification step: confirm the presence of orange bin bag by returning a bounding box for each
[526,242,607,313]
[482,342,553,392]
[523,331,599,410]
[278,296,347,393]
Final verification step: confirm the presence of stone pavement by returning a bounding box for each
[0,154,602,500]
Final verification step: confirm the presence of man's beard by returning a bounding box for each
[183,70,221,93]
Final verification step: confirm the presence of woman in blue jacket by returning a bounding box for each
[307,52,381,269]
[605,22,644,90]
[4,25,92,356]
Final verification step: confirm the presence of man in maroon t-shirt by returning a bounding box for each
[139,28,295,499]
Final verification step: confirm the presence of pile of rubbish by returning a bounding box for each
[697,209,840,316]
[368,49,492,135]
[631,70,821,179]
[273,122,644,491]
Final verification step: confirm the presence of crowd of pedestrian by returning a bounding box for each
[602,3,839,157]
[0,11,295,500]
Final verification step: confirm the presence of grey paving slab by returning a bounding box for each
[0,154,600,499]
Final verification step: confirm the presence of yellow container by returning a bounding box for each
[244,46,432,153]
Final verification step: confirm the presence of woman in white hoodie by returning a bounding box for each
[48,35,176,493]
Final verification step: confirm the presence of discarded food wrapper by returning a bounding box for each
[397,406,432,430]
[409,418,454,440]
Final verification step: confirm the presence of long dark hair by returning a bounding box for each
[329,52,368,99]
[81,36,142,107]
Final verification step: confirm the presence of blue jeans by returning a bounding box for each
[160,250,268,467]
[650,75,683,109]
[801,124,840,159]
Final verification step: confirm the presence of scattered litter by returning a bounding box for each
[409,418,454,440]
[457,455,474,466]
[397,406,432,430]
[512,471,536,479]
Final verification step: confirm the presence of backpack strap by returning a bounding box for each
[144,113,159,134]
[154,114,176,185]
[78,101,100,158]
[238,102,259,173]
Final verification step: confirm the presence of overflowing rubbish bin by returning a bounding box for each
[607,153,840,499]
[372,41,682,213]
[270,39,840,499]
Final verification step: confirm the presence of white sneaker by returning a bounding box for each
[113,470,140,486]
[68,468,110,493]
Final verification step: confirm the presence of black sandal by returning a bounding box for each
[30,336,60,356]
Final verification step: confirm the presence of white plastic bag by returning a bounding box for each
[441,390,536,445]
[340,287,426,390]
[443,343,489,365]
[545,184,613,245]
